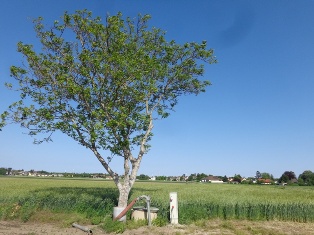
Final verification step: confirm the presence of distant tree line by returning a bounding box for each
[1,167,314,186]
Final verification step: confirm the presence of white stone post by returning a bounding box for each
[169,192,178,224]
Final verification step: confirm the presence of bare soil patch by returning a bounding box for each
[1,220,313,235]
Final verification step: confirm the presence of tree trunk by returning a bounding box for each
[90,119,153,208]
[117,183,131,208]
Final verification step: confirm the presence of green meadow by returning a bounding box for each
[1,177,314,224]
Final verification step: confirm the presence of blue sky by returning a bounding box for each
[1,1,314,178]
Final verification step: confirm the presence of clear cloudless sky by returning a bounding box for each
[1,0,314,178]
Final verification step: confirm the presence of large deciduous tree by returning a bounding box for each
[0,10,216,207]
[279,171,297,184]
[298,170,314,186]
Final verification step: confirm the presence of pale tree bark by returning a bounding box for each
[91,147,131,207]
[88,117,153,207]
[117,184,131,208]
[116,115,154,207]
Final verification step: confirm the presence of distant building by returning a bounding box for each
[257,178,273,185]
[202,176,224,183]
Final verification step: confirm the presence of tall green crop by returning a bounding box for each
[1,177,314,224]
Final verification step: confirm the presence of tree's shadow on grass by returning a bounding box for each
[31,187,119,204]
[22,185,160,212]
[41,187,117,197]
[27,186,158,206]
[12,185,168,222]
[19,187,120,215]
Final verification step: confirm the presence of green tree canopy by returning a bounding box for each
[1,10,216,207]
[196,173,208,181]
[222,175,228,182]
[260,172,273,180]
[298,170,314,186]
[0,168,7,175]
[136,174,150,180]
[233,174,242,183]
[279,174,289,183]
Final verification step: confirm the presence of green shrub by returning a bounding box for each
[102,216,126,233]
[152,217,168,227]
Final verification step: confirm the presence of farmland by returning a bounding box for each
[1,177,314,226]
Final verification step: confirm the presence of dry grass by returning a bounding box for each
[180,219,314,235]
[29,210,90,227]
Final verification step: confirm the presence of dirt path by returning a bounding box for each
[0,221,91,235]
[1,220,314,235]
[0,220,177,235]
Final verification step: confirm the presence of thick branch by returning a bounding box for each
[90,146,119,185]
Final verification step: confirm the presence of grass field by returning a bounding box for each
[1,176,314,226]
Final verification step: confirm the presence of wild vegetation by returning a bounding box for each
[1,177,314,229]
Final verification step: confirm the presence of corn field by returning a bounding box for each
[0,177,313,224]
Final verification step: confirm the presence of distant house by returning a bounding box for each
[202,176,224,183]
[149,176,156,181]
[168,176,181,181]
[228,177,240,184]
[105,175,113,180]
[258,178,273,185]
[28,172,36,177]
[18,171,29,176]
